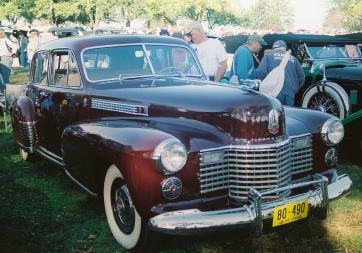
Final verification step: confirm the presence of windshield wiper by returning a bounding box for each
[119,74,155,81]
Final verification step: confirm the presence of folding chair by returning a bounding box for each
[0,74,11,132]
[0,75,25,133]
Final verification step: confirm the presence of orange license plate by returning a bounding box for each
[272,199,308,227]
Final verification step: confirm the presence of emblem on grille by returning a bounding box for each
[268,109,279,135]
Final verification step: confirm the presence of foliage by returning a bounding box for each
[0,0,360,37]
[247,0,294,31]
[325,0,362,32]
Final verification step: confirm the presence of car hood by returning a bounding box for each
[90,78,286,144]
[309,59,362,78]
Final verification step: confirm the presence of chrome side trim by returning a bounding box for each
[64,168,97,197]
[35,147,63,168]
[148,171,352,236]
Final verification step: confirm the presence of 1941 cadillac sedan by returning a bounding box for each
[10,35,352,252]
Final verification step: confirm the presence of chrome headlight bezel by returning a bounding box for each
[321,118,344,146]
[152,138,187,175]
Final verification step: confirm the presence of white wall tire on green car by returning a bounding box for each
[302,82,349,120]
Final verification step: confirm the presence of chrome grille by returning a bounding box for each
[291,135,313,174]
[199,135,313,200]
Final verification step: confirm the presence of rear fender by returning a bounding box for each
[10,96,37,151]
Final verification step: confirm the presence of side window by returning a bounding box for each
[68,55,81,86]
[51,51,81,87]
[32,51,49,84]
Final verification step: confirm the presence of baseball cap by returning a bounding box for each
[248,34,267,45]
[272,40,287,48]
[29,29,38,33]
[184,21,204,35]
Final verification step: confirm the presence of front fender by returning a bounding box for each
[10,96,37,150]
[61,118,229,217]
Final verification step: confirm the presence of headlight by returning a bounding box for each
[321,118,344,145]
[152,138,187,174]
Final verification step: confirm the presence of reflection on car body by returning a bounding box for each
[10,35,352,252]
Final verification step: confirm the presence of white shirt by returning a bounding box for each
[27,35,42,60]
[192,38,227,77]
[0,37,19,56]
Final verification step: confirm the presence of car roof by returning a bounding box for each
[38,35,191,52]
[335,32,362,44]
[263,33,361,45]
[48,27,79,33]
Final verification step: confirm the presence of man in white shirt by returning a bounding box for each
[0,29,19,87]
[184,21,227,82]
[27,29,42,65]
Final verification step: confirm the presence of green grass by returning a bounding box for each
[1,68,361,253]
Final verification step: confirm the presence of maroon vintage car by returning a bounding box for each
[10,35,352,252]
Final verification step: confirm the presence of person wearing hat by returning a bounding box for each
[230,33,267,81]
[184,21,227,82]
[0,28,19,89]
[159,29,169,36]
[256,40,305,106]
[18,32,29,67]
[26,29,42,65]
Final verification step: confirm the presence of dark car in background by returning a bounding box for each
[10,35,352,252]
[47,27,79,38]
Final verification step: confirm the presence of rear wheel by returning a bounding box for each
[302,83,348,120]
[104,164,158,253]
[20,148,38,162]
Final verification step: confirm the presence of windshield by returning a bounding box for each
[306,44,362,60]
[83,44,202,81]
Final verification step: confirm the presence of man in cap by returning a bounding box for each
[256,40,305,106]
[230,33,267,81]
[26,29,42,65]
[184,21,227,82]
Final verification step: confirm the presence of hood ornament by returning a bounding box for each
[268,109,279,135]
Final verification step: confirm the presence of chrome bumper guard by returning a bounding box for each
[149,170,352,237]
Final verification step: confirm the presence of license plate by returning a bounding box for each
[272,199,308,227]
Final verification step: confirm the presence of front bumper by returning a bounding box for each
[148,169,352,236]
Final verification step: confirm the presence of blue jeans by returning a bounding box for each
[20,50,28,67]
[276,94,294,106]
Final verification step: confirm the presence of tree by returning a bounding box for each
[0,0,36,24]
[247,0,294,31]
[183,0,229,24]
[325,0,362,32]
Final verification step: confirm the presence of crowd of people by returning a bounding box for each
[0,21,305,105]
[178,21,305,106]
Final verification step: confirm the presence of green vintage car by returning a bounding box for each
[222,33,362,150]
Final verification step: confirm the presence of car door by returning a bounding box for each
[29,49,86,158]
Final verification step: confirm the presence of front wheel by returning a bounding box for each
[301,82,349,120]
[104,164,158,253]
